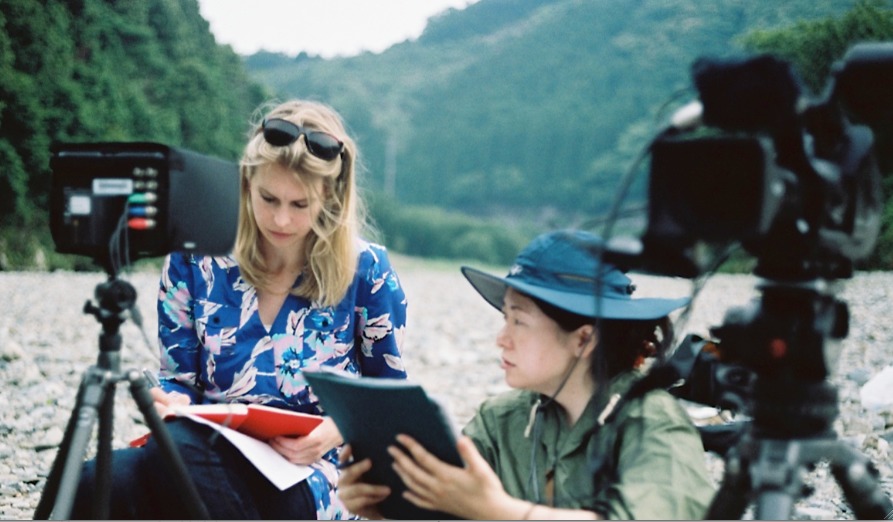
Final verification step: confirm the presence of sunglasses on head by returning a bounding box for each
[262,118,344,161]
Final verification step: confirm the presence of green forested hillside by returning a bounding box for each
[4,0,893,270]
[246,0,858,223]
[0,0,267,267]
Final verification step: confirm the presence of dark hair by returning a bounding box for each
[596,317,673,379]
[531,296,591,332]
[530,295,673,382]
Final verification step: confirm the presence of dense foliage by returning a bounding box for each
[248,0,857,217]
[4,0,893,270]
[365,192,529,265]
[0,0,266,268]
[249,0,893,268]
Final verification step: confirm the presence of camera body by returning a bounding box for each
[49,142,239,266]
[612,43,893,442]
[645,134,789,276]
[636,43,891,280]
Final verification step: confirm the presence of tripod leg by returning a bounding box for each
[33,375,91,519]
[755,490,796,520]
[127,370,210,519]
[92,376,116,519]
[749,439,805,520]
[33,368,109,520]
[830,442,893,519]
[705,446,751,519]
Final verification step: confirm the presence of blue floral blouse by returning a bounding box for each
[156,241,408,519]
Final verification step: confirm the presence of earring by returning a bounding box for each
[642,340,657,358]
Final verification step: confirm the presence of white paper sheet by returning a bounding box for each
[181,413,315,490]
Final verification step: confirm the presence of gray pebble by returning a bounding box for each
[1,267,891,519]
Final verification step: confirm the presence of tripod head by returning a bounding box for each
[709,280,847,436]
[84,278,139,339]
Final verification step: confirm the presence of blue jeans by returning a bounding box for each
[71,419,317,519]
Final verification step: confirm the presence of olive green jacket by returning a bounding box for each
[462,371,714,519]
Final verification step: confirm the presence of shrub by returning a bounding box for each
[366,194,530,265]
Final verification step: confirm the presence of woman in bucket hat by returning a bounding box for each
[338,229,714,519]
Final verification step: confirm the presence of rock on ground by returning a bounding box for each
[1,262,891,519]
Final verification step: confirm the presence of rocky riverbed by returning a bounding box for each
[1,259,891,519]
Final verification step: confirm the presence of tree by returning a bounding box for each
[0,0,268,269]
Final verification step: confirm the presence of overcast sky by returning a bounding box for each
[197,0,479,58]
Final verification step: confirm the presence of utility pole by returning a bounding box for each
[384,133,397,197]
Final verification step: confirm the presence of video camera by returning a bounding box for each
[49,142,239,273]
[628,42,890,281]
[604,43,893,446]
[601,40,893,405]
[603,43,893,518]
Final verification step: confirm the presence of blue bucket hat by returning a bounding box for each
[461,230,689,320]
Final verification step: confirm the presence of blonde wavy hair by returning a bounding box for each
[235,100,365,307]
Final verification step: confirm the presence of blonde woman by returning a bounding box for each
[73,100,407,519]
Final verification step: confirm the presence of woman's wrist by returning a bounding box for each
[498,495,536,521]
[520,501,537,520]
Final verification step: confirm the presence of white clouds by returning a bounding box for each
[197,0,478,58]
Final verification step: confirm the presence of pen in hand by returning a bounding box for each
[142,368,161,388]
[141,368,219,404]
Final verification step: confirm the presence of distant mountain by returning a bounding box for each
[245,0,856,228]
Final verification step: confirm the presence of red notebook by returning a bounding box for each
[130,403,324,447]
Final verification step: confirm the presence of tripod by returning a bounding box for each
[33,277,209,519]
[704,280,893,519]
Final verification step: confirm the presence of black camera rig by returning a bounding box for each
[36,142,238,518]
[641,45,884,280]
[603,42,893,519]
